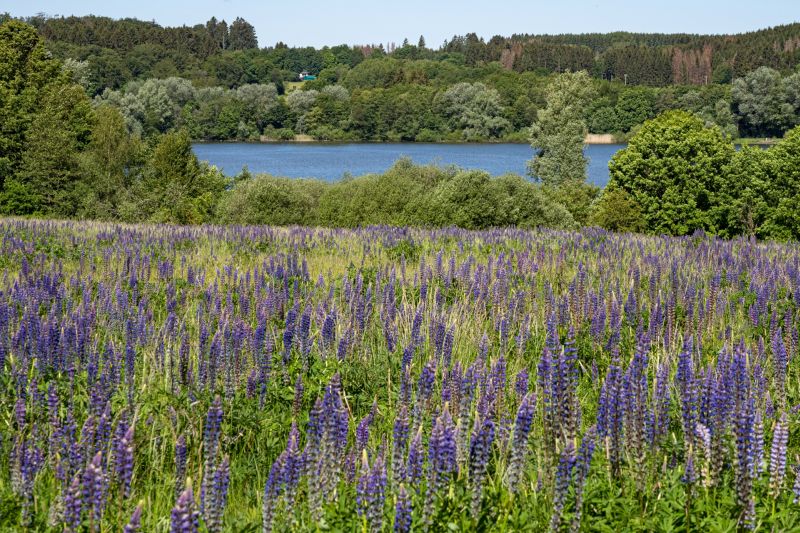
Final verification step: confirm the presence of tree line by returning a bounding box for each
[92,62,800,142]
[11,13,800,92]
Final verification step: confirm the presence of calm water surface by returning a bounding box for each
[192,143,625,187]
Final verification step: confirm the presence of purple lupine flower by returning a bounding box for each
[64,473,83,532]
[356,450,387,532]
[201,396,224,516]
[468,418,495,519]
[793,464,800,504]
[285,424,303,502]
[572,427,597,533]
[292,375,304,419]
[734,397,756,530]
[772,329,788,409]
[769,412,789,496]
[79,451,108,523]
[676,337,697,454]
[514,369,529,400]
[393,484,412,533]
[549,440,576,533]
[171,485,200,533]
[18,438,43,527]
[506,392,535,491]
[114,424,135,498]
[442,326,454,369]
[262,454,286,533]
[205,456,230,533]
[406,427,424,488]
[423,410,457,526]
[401,345,414,371]
[392,405,410,482]
[754,409,765,475]
[175,434,188,499]
[428,410,457,488]
[124,504,142,533]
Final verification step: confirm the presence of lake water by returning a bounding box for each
[192,143,626,187]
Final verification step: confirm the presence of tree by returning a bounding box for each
[124,130,227,224]
[528,70,595,186]
[589,187,646,232]
[77,105,143,219]
[17,83,93,216]
[418,36,426,49]
[757,127,800,239]
[435,82,509,140]
[0,20,63,187]
[614,87,655,132]
[228,17,258,50]
[607,110,734,235]
[731,67,798,137]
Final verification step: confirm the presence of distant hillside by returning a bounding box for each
[447,24,800,84]
[12,14,800,90]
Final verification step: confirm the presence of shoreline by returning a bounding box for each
[193,137,627,146]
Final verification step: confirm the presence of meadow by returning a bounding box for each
[2,218,800,532]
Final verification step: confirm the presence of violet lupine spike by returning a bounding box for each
[794,464,800,504]
[282,423,303,516]
[114,424,135,498]
[406,428,424,488]
[571,427,598,533]
[769,412,789,496]
[676,337,697,453]
[393,484,412,533]
[292,375,304,419]
[392,405,410,483]
[506,392,536,492]
[124,504,143,533]
[64,473,83,532]
[514,369,529,400]
[356,450,387,533]
[423,409,457,527]
[201,395,224,516]
[171,485,200,533]
[82,451,108,523]
[734,396,757,530]
[549,440,576,533]
[175,434,188,499]
[205,456,230,533]
[262,454,286,533]
[468,418,495,519]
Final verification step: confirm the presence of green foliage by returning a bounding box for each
[608,110,734,235]
[216,160,575,230]
[435,82,510,140]
[757,127,800,240]
[77,105,145,220]
[589,186,646,232]
[122,130,228,224]
[732,67,800,137]
[16,83,93,216]
[528,71,595,186]
[216,175,325,226]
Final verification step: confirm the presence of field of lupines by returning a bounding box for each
[3,218,800,532]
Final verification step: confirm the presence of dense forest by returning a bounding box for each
[1,13,797,142]
[18,14,800,88]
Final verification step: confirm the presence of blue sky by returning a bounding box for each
[6,0,799,48]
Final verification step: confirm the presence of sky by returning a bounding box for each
[6,0,800,48]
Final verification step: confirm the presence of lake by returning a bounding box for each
[192,142,626,187]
